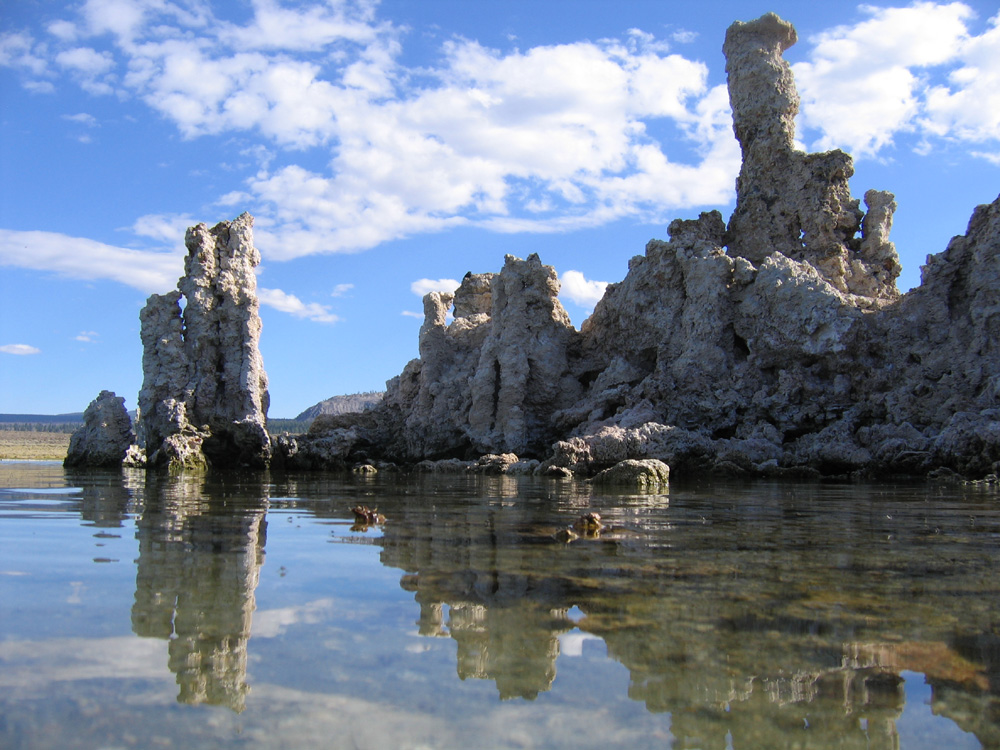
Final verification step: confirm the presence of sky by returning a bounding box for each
[1,0,998,418]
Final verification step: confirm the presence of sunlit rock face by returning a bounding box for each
[376,256,581,459]
[353,12,999,478]
[64,390,135,468]
[135,213,271,470]
[723,13,901,305]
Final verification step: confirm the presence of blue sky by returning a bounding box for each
[1,0,998,417]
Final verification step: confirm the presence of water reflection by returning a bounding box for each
[131,473,268,712]
[3,463,999,748]
[375,478,1000,747]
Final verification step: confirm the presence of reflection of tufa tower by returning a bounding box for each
[131,474,268,713]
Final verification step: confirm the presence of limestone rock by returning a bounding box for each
[376,256,580,459]
[286,12,1000,480]
[723,13,900,304]
[64,390,134,468]
[135,213,271,470]
[590,459,670,489]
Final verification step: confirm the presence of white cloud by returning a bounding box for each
[75,331,99,343]
[258,287,340,324]
[331,283,354,297]
[130,213,196,244]
[56,46,114,75]
[410,278,460,298]
[0,31,49,77]
[6,0,998,266]
[0,344,41,356]
[0,229,182,292]
[921,11,1000,143]
[5,1,739,258]
[47,20,79,42]
[793,2,988,157]
[400,310,422,319]
[971,150,1000,166]
[559,270,608,309]
[62,112,98,126]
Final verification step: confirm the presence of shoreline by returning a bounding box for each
[0,432,71,461]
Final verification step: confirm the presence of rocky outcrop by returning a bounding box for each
[372,256,581,460]
[134,213,271,470]
[314,11,998,480]
[590,459,670,489]
[76,11,994,480]
[723,13,901,305]
[64,390,134,468]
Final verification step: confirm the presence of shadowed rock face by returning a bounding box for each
[64,390,134,468]
[326,11,997,479]
[135,213,271,470]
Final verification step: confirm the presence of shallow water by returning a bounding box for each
[1,461,999,749]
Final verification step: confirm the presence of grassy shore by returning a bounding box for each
[0,432,71,461]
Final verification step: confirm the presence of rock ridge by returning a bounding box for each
[71,12,1000,480]
[285,11,996,479]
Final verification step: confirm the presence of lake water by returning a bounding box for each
[1,461,999,749]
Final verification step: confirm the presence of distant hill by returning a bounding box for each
[0,413,83,423]
[0,413,84,434]
[295,392,384,421]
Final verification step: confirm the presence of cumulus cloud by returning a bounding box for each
[0,229,182,292]
[410,278,461,297]
[75,331,99,343]
[331,283,354,297]
[3,0,998,268]
[559,270,609,309]
[1,0,741,259]
[62,112,98,126]
[792,2,999,158]
[257,287,340,323]
[0,344,41,355]
[130,213,196,244]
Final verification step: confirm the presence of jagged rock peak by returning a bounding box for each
[135,212,271,470]
[724,13,799,154]
[724,13,901,305]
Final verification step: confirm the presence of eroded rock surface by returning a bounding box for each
[723,13,901,305]
[371,256,580,460]
[64,390,134,468]
[135,213,271,470]
[322,11,998,479]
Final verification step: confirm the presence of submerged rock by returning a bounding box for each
[64,390,134,468]
[590,459,670,489]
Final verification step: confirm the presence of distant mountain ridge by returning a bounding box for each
[0,413,84,423]
[294,392,384,422]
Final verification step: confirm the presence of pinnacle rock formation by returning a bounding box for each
[64,390,135,468]
[135,213,271,470]
[293,11,998,479]
[723,13,902,305]
[382,255,581,459]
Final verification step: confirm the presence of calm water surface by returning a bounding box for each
[2,461,999,749]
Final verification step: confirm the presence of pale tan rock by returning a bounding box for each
[590,459,670,489]
[723,13,900,305]
[135,213,271,470]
